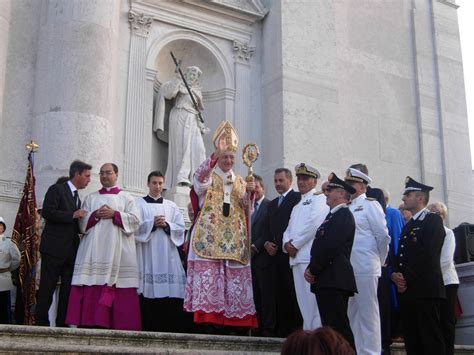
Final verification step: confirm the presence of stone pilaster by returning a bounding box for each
[123,11,153,192]
[233,40,255,175]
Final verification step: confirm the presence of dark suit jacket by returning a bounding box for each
[393,211,446,299]
[40,182,80,260]
[251,198,271,267]
[267,190,301,249]
[308,206,357,294]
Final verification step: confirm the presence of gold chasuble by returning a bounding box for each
[192,172,250,265]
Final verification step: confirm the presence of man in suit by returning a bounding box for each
[250,174,275,336]
[391,177,446,355]
[36,160,92,326]
[305,172,357,351]
[264,168,302,337]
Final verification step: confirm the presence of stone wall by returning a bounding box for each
[0,0,472,229]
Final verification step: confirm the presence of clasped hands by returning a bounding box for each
[95,205,115,220]
[264,241,278,256]
[154,215,167,228]
[391,272,407,293]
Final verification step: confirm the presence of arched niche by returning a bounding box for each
[146,30,234,175]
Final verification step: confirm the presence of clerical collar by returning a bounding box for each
[99,186,121,195]
[144,195,163,204]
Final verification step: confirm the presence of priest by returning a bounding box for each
[65,163,141,330]
[184,121,257,329]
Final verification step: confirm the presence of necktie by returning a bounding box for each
[73,190,80,209]
[278,195,284,207]
[252,201,259,223]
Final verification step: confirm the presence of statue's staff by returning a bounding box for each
[170,51,205,124]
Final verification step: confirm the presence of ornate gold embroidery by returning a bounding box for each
[193,172,250,265]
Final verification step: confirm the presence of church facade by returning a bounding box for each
[0,0,471,230]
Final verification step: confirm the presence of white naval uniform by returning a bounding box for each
[282,189,328,330]
[348,193,390,355]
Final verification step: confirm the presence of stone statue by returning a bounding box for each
[153,66,208,190]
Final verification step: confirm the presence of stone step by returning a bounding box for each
[0,325,282,354]
[0,325,473,354]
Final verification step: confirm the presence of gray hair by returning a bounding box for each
[427,201,448,220]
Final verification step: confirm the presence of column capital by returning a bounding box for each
[233,40,255,63]
[128,11,153,36]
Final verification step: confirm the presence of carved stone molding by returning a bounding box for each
[0,179,23,203]
[131,0,265,43]
[233,40,255,63]
[203,88,236,102]
[129,11,153,36]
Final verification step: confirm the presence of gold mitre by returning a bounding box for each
[212,120,239,153]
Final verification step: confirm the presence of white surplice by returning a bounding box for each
[73,190,141,288]
[135,197,186,299]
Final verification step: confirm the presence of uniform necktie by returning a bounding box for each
[252,201,259,223]
[73,190,81,209]
[278,195,284,207]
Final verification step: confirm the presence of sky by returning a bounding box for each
[457,0,474,168]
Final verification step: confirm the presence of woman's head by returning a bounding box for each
[281,327,355,355]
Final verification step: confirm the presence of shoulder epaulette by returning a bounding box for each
[314,191,323,196]
[366,197,377,201]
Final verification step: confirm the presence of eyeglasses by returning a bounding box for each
[99,171,115,176]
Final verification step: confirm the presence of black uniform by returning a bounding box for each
[393,209,446,355]
[308,205,357,350]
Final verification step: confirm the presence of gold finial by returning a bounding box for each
[242,143,260,182]
[25,140,39,153]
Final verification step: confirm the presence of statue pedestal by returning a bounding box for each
[164,185,192,229]
[456,262,474,345]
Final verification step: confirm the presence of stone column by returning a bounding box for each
[0,0,11,132]
[32,0,121,196]
[233,40,255,175]
[123,11,153,193]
